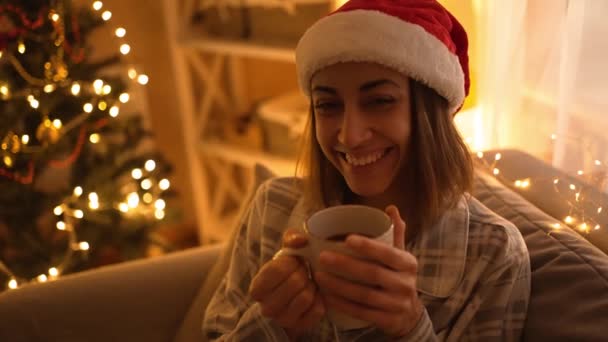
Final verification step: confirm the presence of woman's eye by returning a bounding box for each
[369,97,395,107]
[314,102,342,114]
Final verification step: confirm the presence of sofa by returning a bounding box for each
[1,149,607,342]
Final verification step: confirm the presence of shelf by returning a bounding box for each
[181,36,296,62]
[200,139,297,176]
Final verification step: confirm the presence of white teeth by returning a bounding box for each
[345,150,386,166]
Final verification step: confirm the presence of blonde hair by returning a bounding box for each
[296,79,473,235]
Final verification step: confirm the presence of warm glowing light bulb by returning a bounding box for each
[79,242,90,250]
[29,98,39,109]
[89,133,100,144]
[596,160,602,166]
[115,27,126,37]
[37,274,48,282]
[155,199,166,210]
[564,216,574,224]
[0,85,9,96]
[569,184,576,190]
[159,179,170,190]
[89,192,99,202]
[56,221,66,230]
[137,74,149,85]
[131,168,143,180]
[120,44,131,55]
[51,13,60,22]
[145,160,156,172]
[493,168,500,175]
[102,84,112,95]
[552,223,561,230]
[553,179,559,185]
[102,10,112,21]
[52,119,62,129]
[119,202,129,213]
[44,84,56,93]
[128,68,137,79]
[54,206,63,216]
[119,93,130,103]
[74,209,84,219]
[598,207,603,214]
[8,279,18,289]
[83,103,94,113]
[21,135,29,144]
[141,179,152,190]
[109,106,119,117]
[18,42,25,54]
[49,267,59,277]
[494,153,502,161]
[74,186,83,197]
[98,101,108,111]
[578,223,588,232]
[93,1,103,10]
[476,151,483,158]
[155,210,165,220]
[71,83,81,95]
[127,192,139,208]
[595,225,601,230]
[577,170,584,175]
[143,193,153,203]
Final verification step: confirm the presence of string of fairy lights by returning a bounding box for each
[1,1,170,290]
[475,133,605,235]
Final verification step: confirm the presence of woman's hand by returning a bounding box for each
[314,205,424,338]
[249,229,326,339]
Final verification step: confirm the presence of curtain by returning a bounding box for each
[471,0,608,179]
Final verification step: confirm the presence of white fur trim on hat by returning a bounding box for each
[296,10,465,112]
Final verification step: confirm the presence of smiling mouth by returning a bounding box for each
[338,147,392,167]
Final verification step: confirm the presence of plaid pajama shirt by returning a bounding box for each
[203,177,530,341]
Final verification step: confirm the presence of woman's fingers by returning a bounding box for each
[274,281,320,327]
[314,270,405,312]
[249,255,301,301]
[297,290,326,329]
[345,235,417,273]
[282,228,309,248]
[258,261,309,317]
[318,250,405,289]
[385,205,406,250]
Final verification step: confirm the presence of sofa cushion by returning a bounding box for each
[474,169,608,341]
[173,164,275,342]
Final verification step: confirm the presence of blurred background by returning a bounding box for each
[1,0,606,290]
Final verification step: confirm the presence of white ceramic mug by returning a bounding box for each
[274,205,394,330]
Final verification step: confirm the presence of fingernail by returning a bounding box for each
[346,235,363,247]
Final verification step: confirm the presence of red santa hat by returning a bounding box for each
[296,0,470,114]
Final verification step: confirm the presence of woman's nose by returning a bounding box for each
[337,107,372,148]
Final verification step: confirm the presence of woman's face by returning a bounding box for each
[311,62,412,201]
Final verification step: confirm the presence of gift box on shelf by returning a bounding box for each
[257,90,309,157]
[191,0,332,46]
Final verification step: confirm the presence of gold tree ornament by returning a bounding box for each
[36,119,62,144]
[44,55,68,82]
[1,132,21,154]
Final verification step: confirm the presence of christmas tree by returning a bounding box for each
[0,0,175,291]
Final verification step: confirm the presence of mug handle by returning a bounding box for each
[273,245,314,279]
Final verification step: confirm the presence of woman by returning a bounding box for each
[203,0,531,340]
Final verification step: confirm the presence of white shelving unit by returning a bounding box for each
[163,0,329,243]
